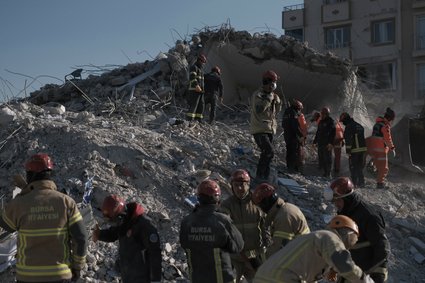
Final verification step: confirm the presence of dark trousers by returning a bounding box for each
[285,137,303,172]
[253,133,274,180]
[318,144,332,177]
[204,93,217,123]
[349,152,366,187]
[186,91,204,121]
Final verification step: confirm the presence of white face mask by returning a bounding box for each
[270,82,277,91]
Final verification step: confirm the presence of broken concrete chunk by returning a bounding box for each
[409,237,425,254]
[0,107,16,125]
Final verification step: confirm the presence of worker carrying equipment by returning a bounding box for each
[253,215,374,283]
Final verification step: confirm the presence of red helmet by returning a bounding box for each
[198,54,207,64]
[230,169,250,183]
[292,99,303,110]
[252,183,275,205]
[197,179,221,198]
[102,195,125,219]
[211,66,221,75]
[25,153,54,173]
[262,70,278,82]
[328,215,359,236]
[321,107,330,116]
[324,177,354,201]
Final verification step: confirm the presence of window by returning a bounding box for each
[358,62,396,91]
[325,26,350,49]
[372,19,395,44]
[417,64,425,97]
[417,15,425,50]
[285,28,304,42]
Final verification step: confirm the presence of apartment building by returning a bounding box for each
[282,0,425,110]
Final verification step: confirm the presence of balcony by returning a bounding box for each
[322,0,351,24]
[413,0,425,9]
[282,4,304,29]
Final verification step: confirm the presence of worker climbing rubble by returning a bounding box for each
[203,65,224,124]
[186,54,207,124]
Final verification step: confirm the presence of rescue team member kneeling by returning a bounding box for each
[93,195,162,283]
[254,215,374,283]
[180,179,244,283]
[0,153,87,283]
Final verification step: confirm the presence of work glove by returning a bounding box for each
[195,85,202,93]
[361,273,375,283]
[326,143,333,151]
[71,269,81,282]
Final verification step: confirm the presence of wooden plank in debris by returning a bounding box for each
[277,178,308,196]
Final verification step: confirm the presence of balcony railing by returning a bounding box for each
[283,4,304,11]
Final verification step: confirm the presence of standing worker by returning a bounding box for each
[340,112,367,187]
[220,169,267,282]
[250,70,282,183]
[282,99,307,173]
[93,195,162,283]
[314,107,336,178]
[366,107,396,189]
[186,54,207,124]
[252,183,310,258]
[254,215,374,283]
[325,177,390,282]
[0,153,88,283]
[334,119,345,175]
[203,66,223,124]
[180,179,244,283]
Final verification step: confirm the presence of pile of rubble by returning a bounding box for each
[0,27,424,282]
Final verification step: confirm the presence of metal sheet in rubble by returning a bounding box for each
[277,178,308,195]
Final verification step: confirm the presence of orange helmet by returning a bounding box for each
[25,153,54,173]
[324,177,354,201]
[211,66,221,75]
[252,183,275,205]
[102,195,125,219]
[197,179,221,197]
[198,54,207,64]
[291,99,303,111]
[262,70,278,82]
[327,215,359,236]
[230,169,250,183]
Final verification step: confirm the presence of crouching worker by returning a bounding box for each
[93,195,162,283]
[254,215,375,283]
[180,179,244,283]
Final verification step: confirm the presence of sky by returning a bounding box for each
[0,0,302,100]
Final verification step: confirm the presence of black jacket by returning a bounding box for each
[180,204,244,283]
[282,106,303,141]
[314,116,336,146]
[343,117,367,154]
[99,203,162,283]
[204,72,223,98]
[339,193,390,273]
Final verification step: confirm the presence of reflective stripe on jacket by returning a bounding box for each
[250,89,282,135]
[188,63,204,92]
[264,198,310,258]
[343,117,367,154]
[371,116,394,150]
[1,180,87,282]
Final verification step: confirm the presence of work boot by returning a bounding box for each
[376,182,386,189]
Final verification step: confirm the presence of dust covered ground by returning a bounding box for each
[0,95,424,283]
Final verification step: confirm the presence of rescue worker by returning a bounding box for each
[93,195,162,283]
[340,113,367,187]
[252,183,310,258]
[250,70,282,182]
[203,66,223,124]
[186,54,207,124]
[220,169,267,282]
[282,99,307,173]
[314,107,336,178]
[366,107,396,189]
[334,119,345,174]
[253,215,374,283]
[310,111,322,169]
[180,179,244,283]
[324,177,390,283]
[0,153,87,283]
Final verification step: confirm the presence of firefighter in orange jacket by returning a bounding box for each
[367,107,395,189]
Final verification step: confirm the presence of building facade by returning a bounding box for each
[282,0,425,110]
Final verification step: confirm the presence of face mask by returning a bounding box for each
[270,82,277,91]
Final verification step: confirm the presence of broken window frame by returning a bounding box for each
[416,14,425,50]
[358,62,397,91]
[371,18,395,45]
[416,63,425,98]
[325,25,351,49]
